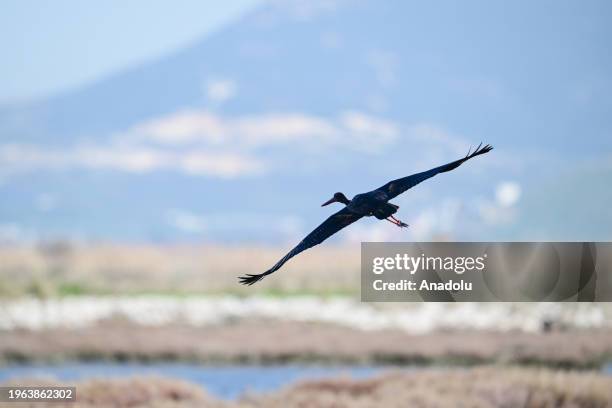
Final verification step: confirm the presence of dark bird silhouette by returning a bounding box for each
[239,143,493,285]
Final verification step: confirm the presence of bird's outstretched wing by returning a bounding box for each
[239,207,363,285]
[377,143,493,200]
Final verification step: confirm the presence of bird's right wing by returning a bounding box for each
[377,143,493,200]
[239,207,363,285]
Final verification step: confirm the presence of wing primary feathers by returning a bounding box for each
[238,207,363,285]
[238,250,295,285]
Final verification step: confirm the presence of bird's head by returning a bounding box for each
[322,192,350,206]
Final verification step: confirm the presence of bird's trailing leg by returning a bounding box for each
[386,215,409,228]
[385,217,407,227]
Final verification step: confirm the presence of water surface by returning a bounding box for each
[2,362,609,400]
[0,362,387,399]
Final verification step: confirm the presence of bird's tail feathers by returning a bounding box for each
[373,202,399,219]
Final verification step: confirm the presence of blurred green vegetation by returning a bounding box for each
[0,276,358,299]
[0,243,360,299]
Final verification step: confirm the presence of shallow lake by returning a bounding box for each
[1,362,610,400]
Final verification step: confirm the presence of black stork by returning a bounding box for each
[239,143,493,285]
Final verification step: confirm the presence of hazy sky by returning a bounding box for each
[0,0,262,103]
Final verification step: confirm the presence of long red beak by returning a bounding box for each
[321,197,336,207]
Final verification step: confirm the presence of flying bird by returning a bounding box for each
[239,143,493,285]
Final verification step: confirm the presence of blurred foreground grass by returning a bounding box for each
[4,367,612,407]
[0,243,359,297]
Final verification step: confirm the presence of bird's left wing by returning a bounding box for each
[239,206,363,285]
[377,143,493,200]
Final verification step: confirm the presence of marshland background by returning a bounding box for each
[2,0,612,406]
[1,243,612,407]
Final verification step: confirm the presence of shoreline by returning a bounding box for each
[3,367,611,407]
[2,321,611,369]
[2,296,609,333]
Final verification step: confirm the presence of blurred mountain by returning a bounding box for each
[1,0,611,243]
